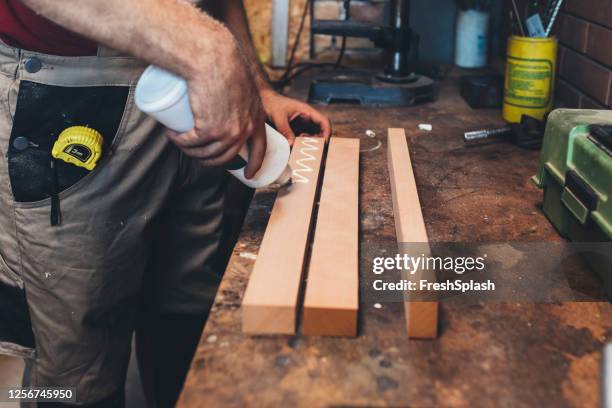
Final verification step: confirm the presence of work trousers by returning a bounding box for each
[0,42,225,404]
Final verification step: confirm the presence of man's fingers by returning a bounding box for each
[180,140,228,160]
[304,108,332,139]
[244,123,267,179]
[198,142,244,168]
[167,128,205,148]
[166,129,188,146]
[272,113,296,146]
[166,126,233,149]
[166,129,180,139]
[166,129,213,149]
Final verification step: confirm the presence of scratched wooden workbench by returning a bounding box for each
[177,71,612,408]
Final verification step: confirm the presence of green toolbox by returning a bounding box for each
[533,109,612,296]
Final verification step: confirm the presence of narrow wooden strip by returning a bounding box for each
[302,137,360,337]
[242,136,326,334]
[387,128,438,339]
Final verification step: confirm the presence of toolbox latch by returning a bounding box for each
[588,124,612,155]
[561,170,598,225]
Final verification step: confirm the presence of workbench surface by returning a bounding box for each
[177,73,611,408]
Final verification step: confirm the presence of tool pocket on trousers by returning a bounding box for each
[7,81,130,203]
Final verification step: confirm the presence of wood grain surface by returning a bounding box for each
[241,137,325,334]
[387,128,439,339]
[302,137,360,337]
[178,71,611,408]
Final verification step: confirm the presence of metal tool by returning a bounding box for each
[464,127,512,142]
[464,115,545,149]
[545,0,564,36]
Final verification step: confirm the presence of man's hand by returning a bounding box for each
[202,0,331,145]
[260,89,332,145]
[167,36,267,179]
[21,0,268,179]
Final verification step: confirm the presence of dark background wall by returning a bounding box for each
[554,0,612,109]
[411,0,506,64]
[410,0,458,64]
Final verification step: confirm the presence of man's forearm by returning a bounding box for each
[21,0,238,82]
[204,0,271,91]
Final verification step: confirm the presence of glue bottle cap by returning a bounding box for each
[135,66,188,113]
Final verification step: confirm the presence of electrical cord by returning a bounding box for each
[272,0,312,88]
[275,62,351,89]
[333,0,351,69]
[271,0,353,90]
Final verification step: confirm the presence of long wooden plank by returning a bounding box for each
[387,128,438,339]
[242,136,325,334]
[302,138,360,337]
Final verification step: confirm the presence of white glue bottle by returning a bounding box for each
[454,9,490,68]
[134,66,292,188]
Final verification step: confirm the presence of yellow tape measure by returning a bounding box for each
[51,126,103,171]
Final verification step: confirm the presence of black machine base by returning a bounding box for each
[308,70,436,106]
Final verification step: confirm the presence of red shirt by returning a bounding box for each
[0,0,97,56]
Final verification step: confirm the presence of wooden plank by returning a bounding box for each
[387,128,438,339]
[302,138,360,337]
[241,136,325,334]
